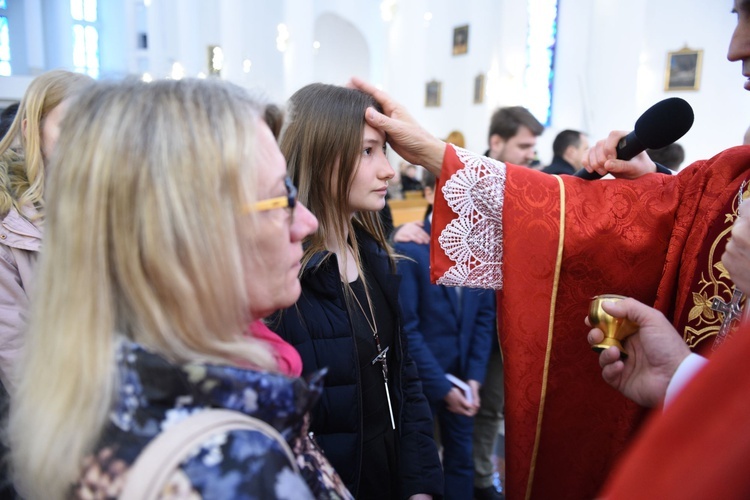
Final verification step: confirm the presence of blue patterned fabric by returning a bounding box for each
[74,339,351,499]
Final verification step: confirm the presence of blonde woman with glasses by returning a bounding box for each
[8,78,356,499]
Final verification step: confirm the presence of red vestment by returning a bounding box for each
[430,145,750,499]
[600,321,750,499]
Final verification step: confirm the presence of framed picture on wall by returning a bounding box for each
[473,73,485,104]
[453,25,469,55]
[665,47,703,91]
[425,80,442,107]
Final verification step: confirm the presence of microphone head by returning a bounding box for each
[633,97,694,149]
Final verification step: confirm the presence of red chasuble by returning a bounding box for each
[430,144,750,500]
[600,321,750,499]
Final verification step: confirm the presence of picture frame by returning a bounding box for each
[664,47,703,91]
[452,25,469,56]
[473,73,485,104]
[425,80,442,107]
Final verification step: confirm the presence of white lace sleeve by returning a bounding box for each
[436,146,506,290]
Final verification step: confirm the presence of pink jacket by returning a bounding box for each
[0,207,41,392]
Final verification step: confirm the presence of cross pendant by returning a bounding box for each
[371,345,395,430]
[711,288,745,351]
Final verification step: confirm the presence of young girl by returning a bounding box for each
[269,83,443,499]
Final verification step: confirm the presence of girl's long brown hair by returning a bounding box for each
[280,83,393,278]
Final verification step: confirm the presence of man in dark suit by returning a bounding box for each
[396,171,497,500]
[542,129,589,175]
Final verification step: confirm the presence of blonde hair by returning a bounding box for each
[0,69,93,216]
[445,130,465,149]
[10,78,276,499]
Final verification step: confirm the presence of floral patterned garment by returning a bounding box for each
[74,339,352,500]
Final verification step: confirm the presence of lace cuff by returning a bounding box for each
[436,146,505,290]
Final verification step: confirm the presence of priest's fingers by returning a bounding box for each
[587,327,605,345]
[604,152,657,180]
[601,357,625,386]
[602,299,690,380]
[598,345,622,369]
[350,77,446,174]
[350,77,404,118]
[582,138,609,175]
[582,131,626,176]
[363,106,446,175]
[600,297,668,329]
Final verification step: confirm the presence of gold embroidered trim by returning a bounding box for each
[684,184,749,347]
[525,175,565,500]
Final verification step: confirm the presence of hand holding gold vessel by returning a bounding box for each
[588,294,639,358]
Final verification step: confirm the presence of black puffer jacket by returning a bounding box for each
[268,231,443,499]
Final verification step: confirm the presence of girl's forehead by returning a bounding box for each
[362,123,385,140]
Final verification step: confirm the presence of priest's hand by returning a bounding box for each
[723,201,750,291]
[444,387,478,417]
[349,77,446,177]
[582,130,657,179]
[586,298,690,407]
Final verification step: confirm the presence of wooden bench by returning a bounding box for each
[388,197,429,226]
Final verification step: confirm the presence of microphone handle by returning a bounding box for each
[574,131,645,179]
[573,169,605,180]
[616,131,645,161]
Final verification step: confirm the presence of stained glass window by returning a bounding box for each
[71,0,99,78]
[525,0,558,126]
[0,16,10,76]
[70,0,97,22]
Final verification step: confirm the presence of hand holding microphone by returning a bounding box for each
[578,97,694,179]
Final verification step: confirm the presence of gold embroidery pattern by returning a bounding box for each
[684,186,749,347]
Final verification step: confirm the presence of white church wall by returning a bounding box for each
[1,0,747,169]
[640,0,750,166]
[556,0,749,167]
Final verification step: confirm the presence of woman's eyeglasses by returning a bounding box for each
[244,176,297,221]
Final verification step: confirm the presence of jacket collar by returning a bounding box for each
[111,338,324,436]
[0,206,42,251]
[301,227,401,313]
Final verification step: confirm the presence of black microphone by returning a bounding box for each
[574,97,694,179]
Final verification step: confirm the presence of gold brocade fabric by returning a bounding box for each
[432,145,750,500]
[680,183,750,354]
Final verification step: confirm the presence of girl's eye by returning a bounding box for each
[363,147,373,156]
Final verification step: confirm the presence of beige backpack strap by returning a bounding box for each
[119,409,298,500]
